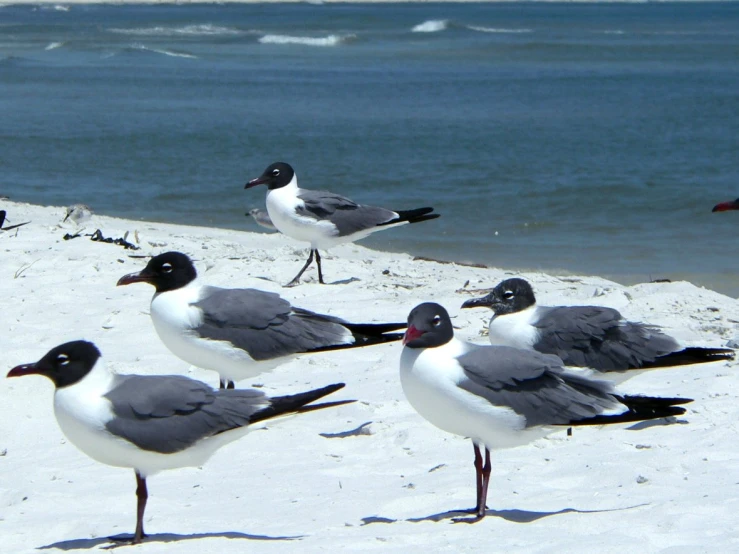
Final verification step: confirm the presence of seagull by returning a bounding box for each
[117,251,406,389]
[461,278,734,382]
[7,340,351,544]
[400,302,692,523]
[712,198,739,212]
[246,208,277,231]
[63,204,93,226]
[245,162,440,287]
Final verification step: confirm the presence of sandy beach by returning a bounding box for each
[2,199,738,552]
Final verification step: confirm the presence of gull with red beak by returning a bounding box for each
[7,340,351,545]
[245,161,440,287]
[117,251,406,389]
[399,302,693,523]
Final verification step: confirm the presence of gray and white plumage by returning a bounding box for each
[462,278,734,381]
[247,208,276,231]
[400,302,692,522]
[244,162,439,286]
[63,203,93,226]
[7,340,349,544]
[117,252,405,388]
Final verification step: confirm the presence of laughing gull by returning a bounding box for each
[712,198,739,212]
[245,162,440,287]
[117,252,406,389]
[8,340,350,544]
[461,278,734,382]
[63,203,93,226]
[246,208,277,231]
[400,302,692,523]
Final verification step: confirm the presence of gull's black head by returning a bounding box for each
[403,302,454,349]
[245,162,295,191]
[7,340,101,389]
[461,277,536,316]
[117,251,197,293]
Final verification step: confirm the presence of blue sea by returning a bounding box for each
[2,2,739,296]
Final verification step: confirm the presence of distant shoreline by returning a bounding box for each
[2,0,729,6]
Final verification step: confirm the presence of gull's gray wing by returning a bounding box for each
[457,345,620,427]
[532,305,680,372]
[297,190,397,236]
[104,374,269,454]
[193,286,353,361]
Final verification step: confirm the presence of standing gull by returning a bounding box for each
[245,162,440,286]
[117,252,406,389]
[400,302,692,522]
[7,340,350,544]
[63,204,94,226]
[461,278,733,381]
[246,208,277,231]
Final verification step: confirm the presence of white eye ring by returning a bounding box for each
[503,290,514,299]
[432,315,441,327]
[57,354,70,366]
[161,263,173,273]
[272,169,280,176]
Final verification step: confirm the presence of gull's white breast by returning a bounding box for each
[488,305,541,350]
[149,283,286,383]
[400,339,552,450]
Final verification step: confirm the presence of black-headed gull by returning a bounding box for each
[117,252,405,389]
[400,302,692,522]
[8,340,351,544]
[462,278,733,382]
[245,162,440,286]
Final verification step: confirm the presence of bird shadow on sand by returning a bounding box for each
[362,503,648,526]
[38,531,304,550]
[626,417,689,431]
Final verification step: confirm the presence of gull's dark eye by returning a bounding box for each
[503,290,514,300]
[272,168,280,176]
[57,353,70,366]
[161,263,173,274]
[432,315,441,327]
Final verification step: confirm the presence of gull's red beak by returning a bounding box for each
[712,199,739,213]
[117,270,153,287]
[245,176,269,190]
[403,325,424,346]
[7,363,41,378]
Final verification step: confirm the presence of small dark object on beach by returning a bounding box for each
[651,279,672,284]
[0,210,30,231]
[63,229,140,250]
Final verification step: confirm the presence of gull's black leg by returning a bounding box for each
[286,249,315,287]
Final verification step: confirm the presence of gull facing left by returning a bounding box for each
[8,340,351,544]
[245,162,440,286]
[400,302,692,523]
[117,252,405,389]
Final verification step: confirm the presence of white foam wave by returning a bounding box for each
[109,24,242,37]
[468,25,532,34]
[412,20,449,33]
[131,44,198,59]
[258,34,352,47]
[45,41,64,51]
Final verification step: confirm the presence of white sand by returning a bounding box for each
[2,199,738,552]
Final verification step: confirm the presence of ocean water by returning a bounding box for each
[2,2,739,296]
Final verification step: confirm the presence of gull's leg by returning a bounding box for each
[133,472,149,544]
[286,249,315,287]
[314,249,325,284]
